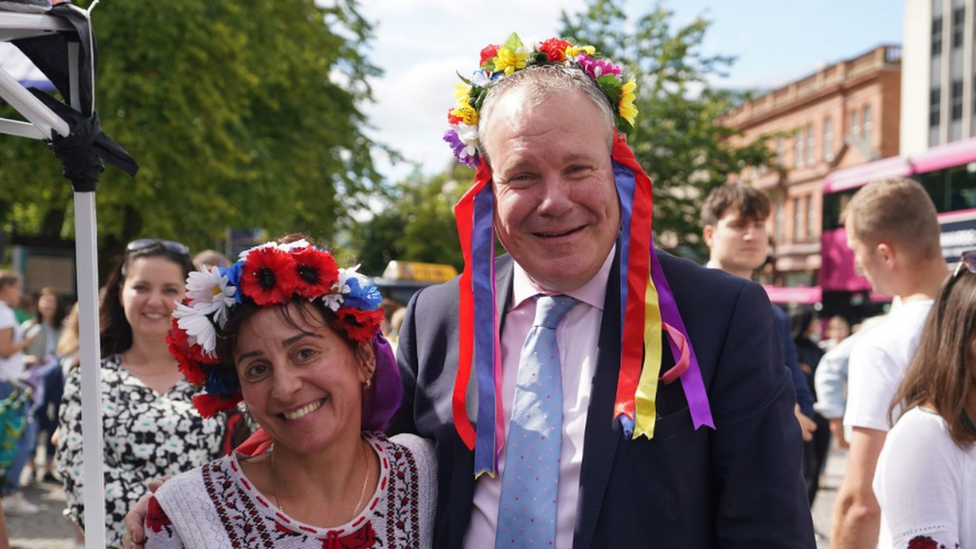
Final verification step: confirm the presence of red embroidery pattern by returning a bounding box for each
[906,535,958,549]
[145,497,173,534]
[199,434,422,548]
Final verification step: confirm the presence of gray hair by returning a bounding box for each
[477,64,615,166]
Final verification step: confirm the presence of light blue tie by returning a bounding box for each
[495,294,577,548]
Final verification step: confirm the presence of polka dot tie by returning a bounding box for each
[495,294,577,548]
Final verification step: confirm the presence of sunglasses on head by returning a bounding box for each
[953,249,976,278]
[126,238,190,257]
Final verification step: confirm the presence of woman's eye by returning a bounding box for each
[295,348,317,362]
[244,363,269,380]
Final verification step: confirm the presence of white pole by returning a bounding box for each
[73,191,106,549]
[67,32,107,549]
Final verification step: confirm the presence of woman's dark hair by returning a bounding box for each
[33,287,67,328]
[789,308,816,343]
[100,241,194,357]
[890,270,976,448]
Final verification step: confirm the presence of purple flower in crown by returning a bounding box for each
[444,129,479,167]
[576,52,622,80]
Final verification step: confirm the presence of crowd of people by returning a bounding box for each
[0,31,970,549]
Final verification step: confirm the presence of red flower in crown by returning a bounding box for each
[145,497,172,534]
[447,110,463,125]
[192,392,242,418]
[332,307,384,343]
[292,247,339,299]
[240,247,299,306]
[538,38,571,63]
[479,44,500,66]
[167,324,216,387]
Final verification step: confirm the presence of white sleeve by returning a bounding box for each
[390,433,437,549]
[873,410,961,547]
[844,339,900,431]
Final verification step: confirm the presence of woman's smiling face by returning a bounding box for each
[233,302,371,455]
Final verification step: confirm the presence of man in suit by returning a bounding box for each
[390,45,815,548]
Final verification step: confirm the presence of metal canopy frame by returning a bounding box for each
[0,7,107,548]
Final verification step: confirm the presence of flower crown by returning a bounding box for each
[166,239,385,418]
[443,32,638,167]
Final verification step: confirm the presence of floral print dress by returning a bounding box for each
[56,355,226,548]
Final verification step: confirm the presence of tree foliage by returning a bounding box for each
[345,163,470,276]
[560,0,774,260]
[0,0,382,273]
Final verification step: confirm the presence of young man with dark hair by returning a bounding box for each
[701,183,817,440]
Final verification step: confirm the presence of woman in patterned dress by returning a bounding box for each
[56,240,227,548]
[129,238,434,549]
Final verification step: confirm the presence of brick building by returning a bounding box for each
[721,45,903,295]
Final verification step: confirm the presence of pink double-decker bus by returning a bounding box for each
[821,136,976,321]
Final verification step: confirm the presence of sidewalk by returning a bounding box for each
[811,443,850,548]
[5,479,75,549]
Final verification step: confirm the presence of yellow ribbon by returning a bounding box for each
[632,274,663,439]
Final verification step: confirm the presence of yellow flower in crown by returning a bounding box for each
[619,79,638,126]
[494,45,528,75]
[565,44,596,58]
[443,32,639,167]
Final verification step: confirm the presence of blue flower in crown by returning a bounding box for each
[344,277,382,311]
[218,262,244,303]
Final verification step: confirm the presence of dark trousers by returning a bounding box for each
[802,412,831,505]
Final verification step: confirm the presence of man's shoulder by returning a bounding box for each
[853,301,932,354]
[657,248,755,298]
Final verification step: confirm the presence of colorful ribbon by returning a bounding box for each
[453,135,715,479]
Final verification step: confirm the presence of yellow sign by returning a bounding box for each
[382,261,458,283]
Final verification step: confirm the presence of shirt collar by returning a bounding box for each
[510,244,615,312]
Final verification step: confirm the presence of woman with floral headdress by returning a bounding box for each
[136,237,434,549]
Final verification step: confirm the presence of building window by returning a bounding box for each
[794,197,804,240]
[932,15,943,57]
[823,117,834,162]
[931,87,942,128]
[862,105,872,143]
[952,80,964,121]
[776,135,784,166]
[850,109,860,136]
[806,124,815,165]
[795,132,804,169]
[952,7,964,48]
[807,195,816,238]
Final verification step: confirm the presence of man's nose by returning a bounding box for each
[537,177,573,215]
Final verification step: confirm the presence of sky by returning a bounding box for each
[358,0,905,182]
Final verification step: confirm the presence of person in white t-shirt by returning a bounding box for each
[830,179,949,549]
[873,249,976,547]
[0,270,39,517]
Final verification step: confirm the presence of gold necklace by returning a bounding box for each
[270,438,371,522]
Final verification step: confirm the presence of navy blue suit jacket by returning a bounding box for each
[390,249,815,548]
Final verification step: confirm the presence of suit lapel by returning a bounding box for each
[573,245,623,549]
[449,255,515,549]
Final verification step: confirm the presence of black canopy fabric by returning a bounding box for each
[9,2,137,190]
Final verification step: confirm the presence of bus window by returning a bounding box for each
[372,261,459,305]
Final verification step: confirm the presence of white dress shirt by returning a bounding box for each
[463,248,615,549]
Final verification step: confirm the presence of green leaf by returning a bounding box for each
[502,32,524,52]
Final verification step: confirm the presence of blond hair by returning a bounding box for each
[841,178,940,259]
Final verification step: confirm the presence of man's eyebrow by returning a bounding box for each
[236,330,322,361]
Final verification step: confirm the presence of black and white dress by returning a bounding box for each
[56,355,226,548]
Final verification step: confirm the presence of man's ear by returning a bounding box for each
[703,224,715,248]
[877,242,896,268]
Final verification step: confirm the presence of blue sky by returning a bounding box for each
[358,0,904,181]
